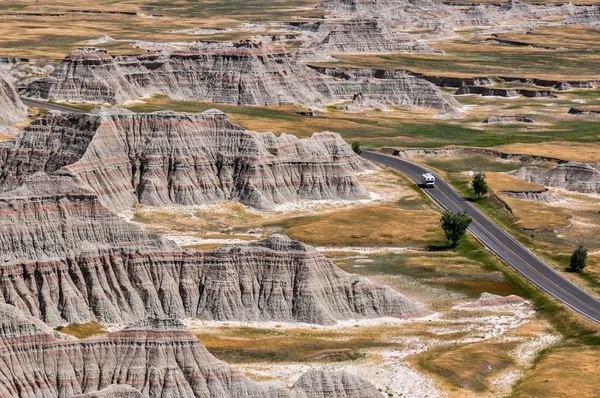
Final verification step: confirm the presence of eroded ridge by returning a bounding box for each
[0,108,375,211]
[0,304,383,397]
[0,174,429,326]
[24,44,460,114]
[0,72,26,128]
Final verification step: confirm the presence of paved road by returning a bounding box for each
[20,97,87,114]
[363,151,600,324]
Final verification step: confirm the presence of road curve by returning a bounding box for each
[20,97,87,114]
[363,151,600,324]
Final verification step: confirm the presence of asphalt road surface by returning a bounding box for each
[20,97,87,114]
[364,151,600,324]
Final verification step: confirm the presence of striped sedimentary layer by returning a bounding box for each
[0,72,26,127]
[321,0,600,29]
[511,162,600,194]
[310,18,442,54]
[0,305,383,397]
[0,108,375,211]
[24,44,460,114]
[0,176,429,326]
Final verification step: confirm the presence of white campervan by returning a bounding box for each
[422,173,435,188]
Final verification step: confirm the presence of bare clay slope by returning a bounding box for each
[0,108,375,211]
[24,44,460,115]
[0,72,27,127]
[511,162,600,193]
[321,0,600,29]
[0,304,383,397]
[310,18,442,55]
[0,174,428,326]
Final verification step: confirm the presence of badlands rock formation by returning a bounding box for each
[499,189,564,205]
[0,304,384,397]
[461,292,526,308]
[320,0,600,30]
[0,108,374,211]
[511,162,600,194]
[0,72,27,127]
[0,173,428,325]
[310,18,441,54]
[73,386,143,398]
[292,370,382,397]
[24,44,460,115]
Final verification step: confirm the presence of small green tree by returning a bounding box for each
[472,172,488,199]
[440,210,472,247]
[569,245,588,272]
[351,141,362,155]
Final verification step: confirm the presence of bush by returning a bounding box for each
[440,210,472,247]
[568,245,588,273]
[351,141,362,155]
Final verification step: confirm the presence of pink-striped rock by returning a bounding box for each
[0,108,375,211]
[0,305,384,398]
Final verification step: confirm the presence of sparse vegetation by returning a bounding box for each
[569,245,588,273]
[472,172,488,199]
[415,341,517,392]
[440,210,472,247]
[54,321,108,339]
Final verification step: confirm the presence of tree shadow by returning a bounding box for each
[426,243,454,252]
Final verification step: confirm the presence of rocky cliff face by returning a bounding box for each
[24,45,460,115]
[0,108,375,211]
[0,304,384,397]
[510,162,600,194]
[0,72,27,128]
[321,0,600,30]
[0,174,175,261]
[0,175,428,326]
[292,370,383,397]
[310,18,441,55]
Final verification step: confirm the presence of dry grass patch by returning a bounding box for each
[311,40,600,80]
[496,26,600,51]
[0,132,18,141]
[499,196,569,231]
[55,321,108,339]
[0,0,322,58]
[495,142,600,163]
[414,341,518,393]
[486,172,546,193]
[132,202,264,235]
[511,345,600,398]
[195,326,389,363]
[273,203,443,248]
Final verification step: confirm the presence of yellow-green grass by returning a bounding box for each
[0,132,18,141]
[132,201,264,234]
[335,241,517,309]
[0,0,322,58]
[195,326,391,363]
[414,341,518,393]
[499,195,570,231]
[420,154,553,174]
[495,25,600,51]
[121,94,600,150]
[55,321,108,339]
[443,172,600,302]
[494,142,600,163]
[432,0,600,3]
[485,172,546,193]
[511,345,600,398]
[270,203,444,248]
[309,40,600,80]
